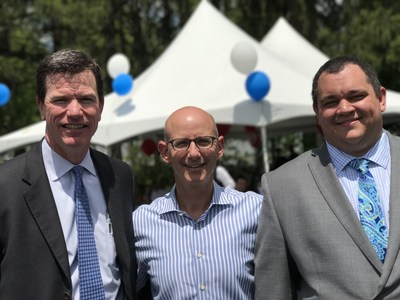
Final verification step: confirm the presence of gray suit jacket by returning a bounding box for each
[255,132,400,299]
[0,143,137,300]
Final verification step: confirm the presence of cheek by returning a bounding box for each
[87,107,101,117]
[168,152,184,164]
[315,112,323,126]
[318,109,334,123]
[44,104,62,116]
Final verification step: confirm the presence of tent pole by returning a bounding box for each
[260,125,269,173]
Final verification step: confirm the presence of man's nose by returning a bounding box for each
[67,99,83,117]
[337,98,355,113]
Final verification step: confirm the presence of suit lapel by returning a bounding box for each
[23,145,71,282]
[377,134,400,290]
[91,150,130,268]
[92,149,135,299]
[308,144,383,272]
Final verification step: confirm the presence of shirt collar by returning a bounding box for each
[327,130,390,173]
[158,181,232,215]
[42,139,96,181]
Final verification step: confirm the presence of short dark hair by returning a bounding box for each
[36,49,104,104]
[311,56,382,109]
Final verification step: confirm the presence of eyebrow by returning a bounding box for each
[320,89,367,101]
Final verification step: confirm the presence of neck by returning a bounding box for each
[175,182,214,221]
[45,136,89,165]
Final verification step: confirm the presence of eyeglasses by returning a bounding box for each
[167,136,217,151]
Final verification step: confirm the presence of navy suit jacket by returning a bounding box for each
[0,143,137,300]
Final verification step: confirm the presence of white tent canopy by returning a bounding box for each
[0,0,314,157]
[261,16,329,79]
[93,0,314,146]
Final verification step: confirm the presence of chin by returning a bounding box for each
[184,173,207,184]
[185,176,204,183]
[344,129,366,140]
[62,137,88,147]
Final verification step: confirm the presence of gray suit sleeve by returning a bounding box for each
[255,173,295,300]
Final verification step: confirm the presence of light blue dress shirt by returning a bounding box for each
[41,140,123,300]
[327,130,391,231]
[133,182,263,299]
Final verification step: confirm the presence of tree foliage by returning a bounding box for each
[0,1,48,135]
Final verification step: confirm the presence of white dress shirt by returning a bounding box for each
[41,140,123,300]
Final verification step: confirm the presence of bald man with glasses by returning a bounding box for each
[132,106,263,299]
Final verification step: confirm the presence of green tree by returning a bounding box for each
[0,1,48,135]
[315,1,400,91]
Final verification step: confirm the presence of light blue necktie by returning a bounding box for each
[349,158,388,262]
[73,166,106,299]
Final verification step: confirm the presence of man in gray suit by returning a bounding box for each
[0,49,137,299]
[255,56,400,299]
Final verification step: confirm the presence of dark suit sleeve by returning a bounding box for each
[254,173,296,299]
[138,280,152,299]
[0,145,73,299]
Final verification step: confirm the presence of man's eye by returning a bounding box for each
[349,94,365,101]
[52,98,67,104]
[174,140,189,148]
[80,97,96,104]
[321,100,337,108]
[196,138,210,146]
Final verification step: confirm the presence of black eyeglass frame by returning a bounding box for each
[166,136,218,151]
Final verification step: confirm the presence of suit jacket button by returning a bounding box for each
[64,291,71,300]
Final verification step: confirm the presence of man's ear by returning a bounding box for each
[37,97,45,120]
[217,136,224,159]
[158,141,170,163]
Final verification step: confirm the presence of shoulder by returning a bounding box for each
[90,148,132,174]
[132,194,173,229]
[218,187,263,210]
[387,131,400,144]
[261,146,329,194]
[0,155,25,188]
[133,193,171,215]
[0,145,41,180]
[0,152,27,173]
[215,188,262,229]
[268,145,325,176]
[90,148,129,167]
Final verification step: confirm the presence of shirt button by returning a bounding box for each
[197,252,203,258]
[200,284,206,291]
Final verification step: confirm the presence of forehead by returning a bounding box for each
[167,113,215,138]
[317,64,369,95]
[46,70,96,91]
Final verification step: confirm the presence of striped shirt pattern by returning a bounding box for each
[327,131,391,231]
[132,182,263,299]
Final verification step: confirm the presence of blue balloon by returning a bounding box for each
[245,71,271,101]
[0,83,11,106]
[112,73,134,96]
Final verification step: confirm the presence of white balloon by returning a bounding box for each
[107,53,131,78]
[230,42,258,74]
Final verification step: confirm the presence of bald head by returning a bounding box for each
[164,106,218,140]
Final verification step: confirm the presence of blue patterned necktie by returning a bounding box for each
[72,166,106,299]
[349,158,388,262]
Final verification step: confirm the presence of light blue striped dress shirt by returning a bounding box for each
[327,130,391,231]
[132,182,263,299]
